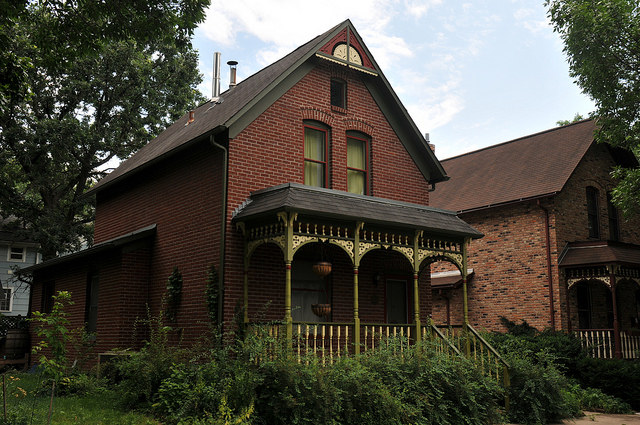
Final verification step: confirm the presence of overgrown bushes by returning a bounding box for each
[108,334,504,425]
[487,318,638,422]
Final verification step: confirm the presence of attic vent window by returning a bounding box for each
[330,78,346,109]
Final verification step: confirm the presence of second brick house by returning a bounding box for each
[430,119,640,358]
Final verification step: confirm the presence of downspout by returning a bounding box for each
[210,135,228,327]
[537,200,556,330]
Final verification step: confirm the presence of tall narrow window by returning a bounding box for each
[607,193,620,241]
[304,125,328,188]
[0,287,12,312]
[586,186,600,239]
[85,273,99,333]
[347,135,368,195]
[42,281,55,314]
[330,78,346,109]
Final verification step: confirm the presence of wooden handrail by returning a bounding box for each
[466,324,508,367]
[429,323,462,356]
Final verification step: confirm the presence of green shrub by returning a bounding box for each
[575,356,640,410]
[568,383,632,414]
[505,351,580,424]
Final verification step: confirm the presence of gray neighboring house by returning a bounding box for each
[0,225,39,317]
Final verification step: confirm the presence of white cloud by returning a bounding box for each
[404,0,442,18]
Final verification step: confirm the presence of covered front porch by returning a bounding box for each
[231,184,507,380]
[561,241,640,359]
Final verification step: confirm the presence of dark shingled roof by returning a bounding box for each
[232,183,482,239]
[88,20,447,195]
[22,224,156,274]
[88,26,336,195]
[559,240,640,267]
[430,120,599,213]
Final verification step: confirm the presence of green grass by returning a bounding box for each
[0,372,159,425]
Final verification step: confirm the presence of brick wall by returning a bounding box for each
[93,142,224,345]
[223,61,434,325]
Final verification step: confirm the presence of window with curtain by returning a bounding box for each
[347,135,368,194]
[607,193,619,241]
[586,186,600,239]
[304,125,328,188]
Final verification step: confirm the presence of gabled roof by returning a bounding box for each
[231,183,482,239]
[89,20,446,195]
[431,119,611,213]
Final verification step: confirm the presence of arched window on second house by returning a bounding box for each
[346,132,370,195]
[586,186,600,239]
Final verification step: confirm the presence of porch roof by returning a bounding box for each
[559,240,640,267]
[21,224,157,274]
[232,183,482,239]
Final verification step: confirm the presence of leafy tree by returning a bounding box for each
[546,0,640,216]
[556,113,585,126]
[0,0,208,259]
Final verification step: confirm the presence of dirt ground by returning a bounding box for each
[555,411,640,424]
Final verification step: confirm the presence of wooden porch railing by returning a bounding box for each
[575,329,640,359]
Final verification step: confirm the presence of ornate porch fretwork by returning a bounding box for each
[564,266,611,289]
[247,235,286,259]
[566,276,611,290]
[330,239,354,260]
[393,246,415,267]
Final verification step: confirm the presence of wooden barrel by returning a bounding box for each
[4,329,29,359]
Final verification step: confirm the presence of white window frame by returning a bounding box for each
[7,246,26,262]
[0,287,13,312]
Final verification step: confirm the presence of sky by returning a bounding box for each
[191,0,595,160]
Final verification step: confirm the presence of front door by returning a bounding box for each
[386,279,408,324]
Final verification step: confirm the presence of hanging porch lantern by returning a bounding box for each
[312,261,332,277]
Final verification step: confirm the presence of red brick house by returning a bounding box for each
[430,120,640,358]
[25,21,485,360]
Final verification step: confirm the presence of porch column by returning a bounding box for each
[412,231,422,344]
[609,267,622,359]
[413,271,421,344]
[353,221,363,355]
[243,264,249,324]
[565,271,573,332]
[285,261,293,347]
[353,267,360,355]
[462,237,471,357]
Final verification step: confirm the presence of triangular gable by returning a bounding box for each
[88,19,447,195]
[316,27,376,72]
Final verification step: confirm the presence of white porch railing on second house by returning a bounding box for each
[621,331,640,359]
[575,329,615,359]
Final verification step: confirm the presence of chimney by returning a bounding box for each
[425,133,435,153]
[227,60,238,88]
[187,110,195,125]
[212,52,221,101]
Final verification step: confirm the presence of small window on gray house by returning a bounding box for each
[586,186,600,239]
[0,287,12,312]
[7,246,25,262]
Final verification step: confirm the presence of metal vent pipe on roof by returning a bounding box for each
[228,60,238,88]
[212,52,221,101]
